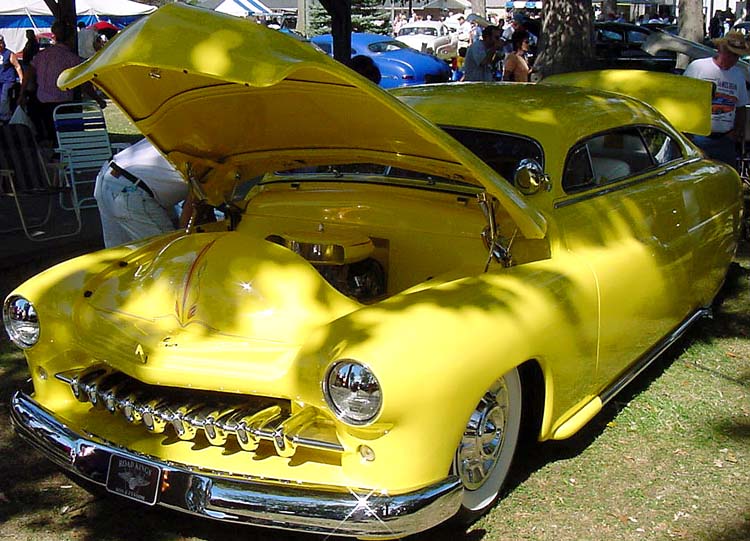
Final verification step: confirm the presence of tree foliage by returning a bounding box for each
[307,0,389,36]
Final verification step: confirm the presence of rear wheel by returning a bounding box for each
[452,368,522,522]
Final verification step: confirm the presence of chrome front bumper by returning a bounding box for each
[10,391,463,539]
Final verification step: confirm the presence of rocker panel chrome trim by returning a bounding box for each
[10,391,463,538]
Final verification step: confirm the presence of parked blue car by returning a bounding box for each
[310,33,451,88]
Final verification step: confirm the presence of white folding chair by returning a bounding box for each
[53,101,127,209]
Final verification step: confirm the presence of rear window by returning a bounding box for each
[442,127,544,184]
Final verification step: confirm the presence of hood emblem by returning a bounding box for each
[134,344,148,364]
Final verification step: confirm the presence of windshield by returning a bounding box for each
[368,40,411,53]
[398,27,438,36]
[270,163,478,191]
[267,129,542,191]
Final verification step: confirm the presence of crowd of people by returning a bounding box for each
[0,20,106,143]
[2,10,749,247]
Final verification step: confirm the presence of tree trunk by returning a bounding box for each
[533,0,596,79]
[318,0,352,63]
[470,0,486,17]
[677,0,705,69]
[42,0,76,26]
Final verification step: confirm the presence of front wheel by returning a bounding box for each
[452,368,522,522]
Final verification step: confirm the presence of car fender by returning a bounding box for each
[293,258,600,491]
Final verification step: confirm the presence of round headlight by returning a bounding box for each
[324,360,382,425]
[3,296,40,348]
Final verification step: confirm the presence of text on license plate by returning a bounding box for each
[106,454,161,505]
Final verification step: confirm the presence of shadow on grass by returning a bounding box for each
[1,249,747,540]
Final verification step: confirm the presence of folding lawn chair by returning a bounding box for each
[0,123,82,241]
[53,101,128,209]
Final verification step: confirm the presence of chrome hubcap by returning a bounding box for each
[456,380,509,490]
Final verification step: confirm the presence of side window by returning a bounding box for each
[598,29,623,43]
[563,126,684,194]
[641,127,682,165]
[626,30,649,44]
[562,145,595,192]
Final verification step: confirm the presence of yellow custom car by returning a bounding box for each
[4,4,742,539]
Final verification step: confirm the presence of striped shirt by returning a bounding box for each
[31,43,82,104]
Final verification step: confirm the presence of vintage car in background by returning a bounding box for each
[595,21,677,71]
[5,4,743,539]
[311,32,452,88]
[395,20,458,59]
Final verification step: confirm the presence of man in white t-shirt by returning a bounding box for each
[94,138,191,247]
[684,30,750,168]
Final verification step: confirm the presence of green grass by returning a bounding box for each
[103,100,141,145]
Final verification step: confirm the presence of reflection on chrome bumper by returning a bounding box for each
[10,391,463,538]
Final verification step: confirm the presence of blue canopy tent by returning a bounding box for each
[0,0,155,53]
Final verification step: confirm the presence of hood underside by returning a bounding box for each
[59,3,547,239]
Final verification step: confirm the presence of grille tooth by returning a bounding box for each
[121,391,148,423]
[233,405,282,452]
[58,366,343,456]
[273,407,318,458]
[141,398,172,433]
[171,403,206,440]
[202,407,237,446]
[71,368,108,403]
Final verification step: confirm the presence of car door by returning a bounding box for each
[554,126,690,389]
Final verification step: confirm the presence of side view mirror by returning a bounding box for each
[514,159,550,195]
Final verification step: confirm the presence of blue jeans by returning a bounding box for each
[0,80,14,122]
[690,134,738,170]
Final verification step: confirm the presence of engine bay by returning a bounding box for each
[266,231,387,303]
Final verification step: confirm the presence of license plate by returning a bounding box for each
[106,454,161,505]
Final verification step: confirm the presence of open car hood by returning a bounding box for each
[59,3,547,239]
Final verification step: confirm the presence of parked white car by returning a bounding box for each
[396,20,457,59]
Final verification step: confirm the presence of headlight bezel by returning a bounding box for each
[323,359,382,426]
[3,295,40,349]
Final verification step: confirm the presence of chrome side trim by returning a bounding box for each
[10,391,463,538]
[600,308,710,405]
[55,366,344,456]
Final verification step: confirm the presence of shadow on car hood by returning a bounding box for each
[58,3,547,239]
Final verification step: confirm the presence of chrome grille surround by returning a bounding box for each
[56,366,344,456]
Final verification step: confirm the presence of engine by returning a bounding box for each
[266,231,386,303]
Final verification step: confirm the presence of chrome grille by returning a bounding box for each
[55,366,343,457]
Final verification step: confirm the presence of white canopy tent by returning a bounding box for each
[215,0,273,17]
[0,0,156,52]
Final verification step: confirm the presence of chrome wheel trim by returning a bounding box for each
[454,368,522,512]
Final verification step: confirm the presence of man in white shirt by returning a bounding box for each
[684,30,750,168]
[94,138,192,247]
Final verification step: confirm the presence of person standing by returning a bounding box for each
[683,30,750,168]
[77,22,97,59]
[94,138,192,248]
[462,25,501,82]
[502,30,531,82]
[0,34,24,124]
[21,30,39,66]
[19,20,105,141]
[457,16,471,50]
